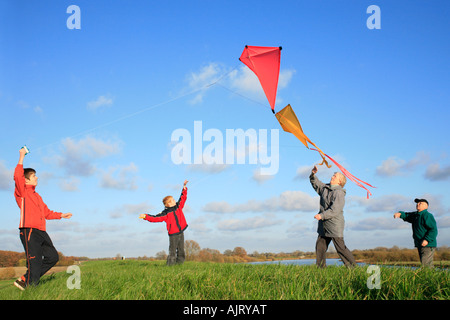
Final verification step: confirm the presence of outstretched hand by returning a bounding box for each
[183,180,189,189]
[311,166,318,174]
[18,147,27,165]
[61,213,72,219]
[19,147,28,157]
[139,214,146,219]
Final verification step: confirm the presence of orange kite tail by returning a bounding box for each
[276,104,375,199]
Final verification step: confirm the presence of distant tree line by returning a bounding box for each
[135,241,450,264]
[0,250,88,268]
[2,244,449,267]
[352,246,450,263]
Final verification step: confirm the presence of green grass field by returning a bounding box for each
[0,260,448,300]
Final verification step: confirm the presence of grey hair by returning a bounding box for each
[335,172,346,187]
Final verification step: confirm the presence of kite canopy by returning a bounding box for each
[239,45,282,113]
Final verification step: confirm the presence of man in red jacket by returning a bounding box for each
[13,147,72,290]
[140,180,188,265]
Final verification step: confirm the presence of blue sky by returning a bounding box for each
[1,0,449,258]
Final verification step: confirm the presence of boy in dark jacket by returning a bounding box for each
[140,180,188,265]
[13,147,73,290]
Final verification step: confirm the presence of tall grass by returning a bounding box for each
[0,260,448,300]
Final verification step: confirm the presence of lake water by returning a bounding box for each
[248,259,447,271]
[248,258,366,267]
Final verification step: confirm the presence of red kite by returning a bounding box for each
[239,45,282,113]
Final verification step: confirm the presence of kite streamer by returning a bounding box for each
[311,149,375,199]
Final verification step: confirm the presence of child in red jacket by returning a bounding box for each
[140,180,188,265]
[13,147,72,290]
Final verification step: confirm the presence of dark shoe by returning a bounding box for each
[14,278,26,291]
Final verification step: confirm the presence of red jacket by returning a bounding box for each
[144,188,188,236]
[14,164,62,231]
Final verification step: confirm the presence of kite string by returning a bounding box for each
[205,63,241,88]
[32,65,244,153]
[209,62,274,111]
[33,86,206,153]
[214,83,269,109]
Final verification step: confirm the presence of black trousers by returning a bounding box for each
[167,232,185,266]
[315,235,356,268]
[19,228,59,286]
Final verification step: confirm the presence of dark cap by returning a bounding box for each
[414,198,429,205]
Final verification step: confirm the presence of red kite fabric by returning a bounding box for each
[239,45,282,113]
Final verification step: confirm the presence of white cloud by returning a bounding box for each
[0,161,13,190]
[51,136,122,177]
[278,69,296,88]
[186,63,222,89]
[17,100,44,114]
[217,213,281,231]
[183,62,295,107]
[59,176,80,192]
[376,151,429,177]
[184,63,224,105]
[87,94,114,111]
[437,216,450,228]
[252,167,274,184]
[110,201,153,219]
[34,106,43,114]
[100,162,138,190]
[348,217,408,231]
[278,191,318,211]
[349,193,449,217]
[425,163,450,181]
[202,190,318,214]
[375,157,403,177]
[349,194,411,213]
[187,163,230,173]
[228,66,296,106]
[229,66,262,94]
